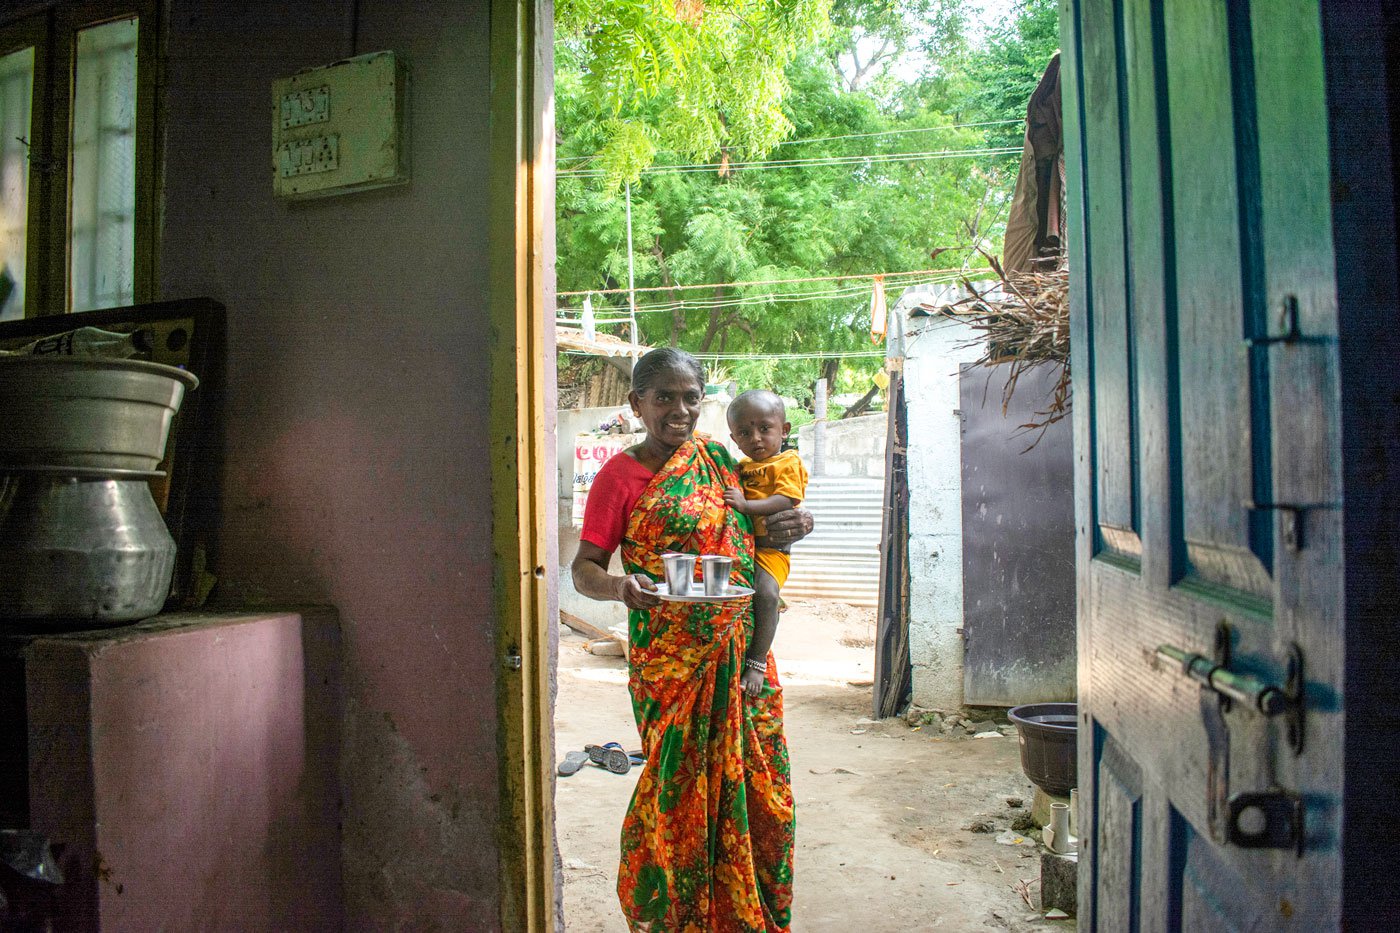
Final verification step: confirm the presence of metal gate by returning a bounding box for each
[959,361,1075,706]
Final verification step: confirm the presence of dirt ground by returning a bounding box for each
[554,600,1074,931]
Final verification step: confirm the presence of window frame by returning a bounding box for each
[0,14,53,319]
[0,0,158,317]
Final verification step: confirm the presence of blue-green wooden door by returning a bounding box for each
[1064,0,1345,927]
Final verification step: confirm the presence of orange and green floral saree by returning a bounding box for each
[617,435,796,932]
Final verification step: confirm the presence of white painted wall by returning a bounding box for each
[797,413,887,478]
[556,399,734,503]
[902,314,983,709]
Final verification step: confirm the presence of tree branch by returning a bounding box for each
[699,286,727,352]
[651,236,683,344]
[840,382,880,418]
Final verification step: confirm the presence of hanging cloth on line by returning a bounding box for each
[582,293,597,341]
[869,275,888,343]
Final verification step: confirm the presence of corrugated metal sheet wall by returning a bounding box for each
[786,476,884,608]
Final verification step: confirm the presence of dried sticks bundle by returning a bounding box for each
[935,249,1070,443]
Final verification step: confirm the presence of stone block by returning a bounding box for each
[1040,850,1078,916]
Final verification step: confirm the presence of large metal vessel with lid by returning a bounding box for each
[0,356,198,626]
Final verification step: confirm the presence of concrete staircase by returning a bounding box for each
[785,476,885,608]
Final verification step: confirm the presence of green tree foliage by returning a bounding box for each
[825,0,969,94]
[557,0,1060,407]
[557,0,831,186]
[955,0,1061,148]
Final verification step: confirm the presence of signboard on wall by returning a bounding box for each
[572,433,640,527]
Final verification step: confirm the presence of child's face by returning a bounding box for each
[728,405,789,461]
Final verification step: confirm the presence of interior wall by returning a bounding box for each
[158,3,500,926]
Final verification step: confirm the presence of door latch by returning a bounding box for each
[1155,643,1293,717]
[1226,789,1304,855]
[1157,635,1308,855]
[1154,641,1305,755]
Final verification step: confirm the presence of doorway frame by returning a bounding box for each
[490,0,558,929]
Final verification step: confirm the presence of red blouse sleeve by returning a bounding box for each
[580,453,652,554]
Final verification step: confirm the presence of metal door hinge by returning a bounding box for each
[1242,294,1335,349]
[1241,500,1339,553]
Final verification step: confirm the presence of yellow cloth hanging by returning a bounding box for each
[869,275,887,342]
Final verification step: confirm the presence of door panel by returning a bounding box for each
[1079,0,1139,559]
[1093,730,1142,932]
[1065,0,1344,928]
[1163,0,1271,599]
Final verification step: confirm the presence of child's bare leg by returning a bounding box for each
[742,565,782,696]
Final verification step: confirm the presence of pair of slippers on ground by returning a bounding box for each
[558,742,644,776]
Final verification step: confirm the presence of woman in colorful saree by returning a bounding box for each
[572,347,812,932]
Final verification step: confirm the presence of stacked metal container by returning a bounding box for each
[0,357,197,626]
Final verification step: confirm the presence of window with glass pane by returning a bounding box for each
[0,46,33,321]
[69,17,137,312]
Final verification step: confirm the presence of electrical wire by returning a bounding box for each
[555,275,972,323]
[560,349,889,360]
[556,275,962,317]
[555,118,1026,165]
[632,349,890,361]
[558,146,1022,179]
[557,266,976,298]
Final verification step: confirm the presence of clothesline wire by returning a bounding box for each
[561,349,890,361]
[558,146,1022,178]
[556,273,971,319]
[555,118,1026,164]
[560,273,962,310]
[569,145,1016,173]
[558,266,979,298]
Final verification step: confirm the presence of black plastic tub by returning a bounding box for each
[1008,702,1078,797]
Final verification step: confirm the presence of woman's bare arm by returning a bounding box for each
[572,540,660,609]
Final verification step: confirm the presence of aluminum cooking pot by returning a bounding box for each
[0,357,198,473]
[0,474,176,624]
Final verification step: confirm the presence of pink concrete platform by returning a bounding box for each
[21,609,341,931]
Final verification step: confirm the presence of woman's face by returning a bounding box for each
[630,367,703,449]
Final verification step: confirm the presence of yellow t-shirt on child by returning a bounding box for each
[738,449,810,588]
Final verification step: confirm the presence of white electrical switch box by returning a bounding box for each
[272,51,408,199]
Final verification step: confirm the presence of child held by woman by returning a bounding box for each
[723,390,810,698]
